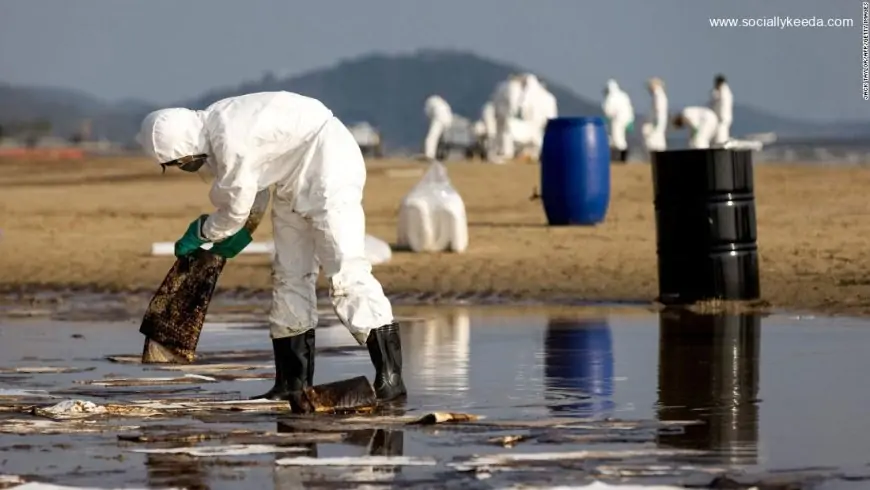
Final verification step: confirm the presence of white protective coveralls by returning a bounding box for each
[517,75,558,156]
[643,78,668,152]
[602,79,634,151]
[480,102,497,155]
[709,82,733,145]
[136,91,394,345]
[423,95,453,160]
[490,76,525,161]
[679,106,719,149]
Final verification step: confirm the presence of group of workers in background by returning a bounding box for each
[423,72,558,163]
[605,73,734,161]
[422,73,734,163]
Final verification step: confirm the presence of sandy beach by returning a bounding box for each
[1,156,869,316]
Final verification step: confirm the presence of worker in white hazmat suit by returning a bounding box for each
[490,75,524,162]
[423,95,453,161]
[518,76,558,156]
[709,74,733,145]
[643,77,668,152]
[135,91,407,412]
[602,79,634,162]
[672,106,719,149]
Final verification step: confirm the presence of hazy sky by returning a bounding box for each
[0,0,865,121]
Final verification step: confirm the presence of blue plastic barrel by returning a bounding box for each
[540,116,611,225]
[544,318,615,417]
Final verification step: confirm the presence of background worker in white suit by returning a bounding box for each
[709,74,733,145]
[513,74,558,158]
[490,74,525,162]
[602,79,634,162]
[672,106,719,149]
[642,77,668,152]
[423,94,453,160]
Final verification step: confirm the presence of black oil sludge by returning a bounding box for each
[651,149,761,304]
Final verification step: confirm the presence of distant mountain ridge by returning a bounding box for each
[1,49,868,151]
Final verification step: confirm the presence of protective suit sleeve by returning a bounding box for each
[201,156,261,242]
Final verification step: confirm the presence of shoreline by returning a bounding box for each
[0,282,835,319]
[2,158,870,320]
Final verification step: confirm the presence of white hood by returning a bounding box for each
[136,108,208,163]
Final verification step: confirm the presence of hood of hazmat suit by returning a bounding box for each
[137,90,396,347]
[137,108,208,163]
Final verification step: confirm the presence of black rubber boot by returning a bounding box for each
[250,330,315,409]
[366,322,407,402]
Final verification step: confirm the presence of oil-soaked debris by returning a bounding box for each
[448,449,708,471]
[411,412,482,425]
[276,455,438,467]
[0,367,94,375]
[487,434,530,447]
[130,444,311,457]
[127,399,288,414]
[31,400,106,419]
[51,386,217,399]
[75,374,217,387]
[148,362,272,373]
[0,418,140,435]
[593,464,729,478]
[0,475,24,489]
[118,429,342,445]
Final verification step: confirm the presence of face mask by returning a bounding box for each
[160,154,208,174]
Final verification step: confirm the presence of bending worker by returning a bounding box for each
[642,77,668,152]
[672,106,719,149]
[602,79,634,162]
[517,75,558,158]
[135,91,407,412]
[709,73,733,145]
[490,74,525,163]
[423,94,453,161]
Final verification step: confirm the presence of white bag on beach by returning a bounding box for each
[397,161,468,253]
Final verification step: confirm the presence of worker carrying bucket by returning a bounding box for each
[135,91,407,413]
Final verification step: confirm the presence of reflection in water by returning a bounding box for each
[543,317,615,417]
[656,310,761,465]
[273,422,319,490]
[273,422,405,488]
[144,452,209,490]
[342,428,406,483]
[402,309,470,393]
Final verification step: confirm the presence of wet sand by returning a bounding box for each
[1,156,869,316]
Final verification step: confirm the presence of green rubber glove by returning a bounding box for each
[174,214,210,257]
[211,228,253,259]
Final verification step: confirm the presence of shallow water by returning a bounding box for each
[1,307,870,489]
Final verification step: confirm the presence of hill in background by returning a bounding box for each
[1,49,868,151]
